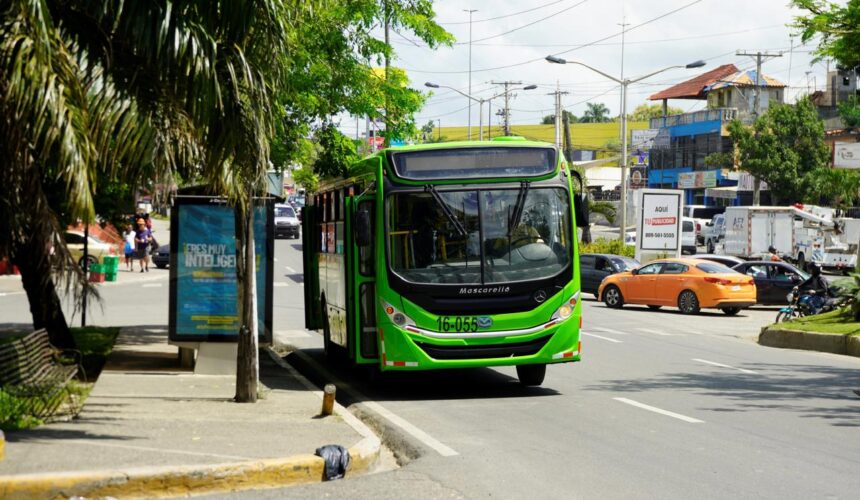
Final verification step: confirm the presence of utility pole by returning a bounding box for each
[618,16,630,232]
[465,9,477,141]
[548,84,570,150]
[737,50,783,205]
[491,80,522,136]
[383,1,390,147]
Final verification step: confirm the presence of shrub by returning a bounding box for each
[0,389,43,431]
[580,237,635,258]
[833,272,860,321]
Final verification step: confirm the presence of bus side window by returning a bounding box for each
[358,200,375,276]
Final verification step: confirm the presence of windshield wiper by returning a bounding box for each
[424,185,467,237]
[508,181,530,236]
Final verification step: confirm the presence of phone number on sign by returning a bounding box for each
[644,232,675,238]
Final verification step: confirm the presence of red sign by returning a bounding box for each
[645,217,677,226]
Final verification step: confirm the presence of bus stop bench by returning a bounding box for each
[0,329,83,421]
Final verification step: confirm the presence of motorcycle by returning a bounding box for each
[775,287,842,323]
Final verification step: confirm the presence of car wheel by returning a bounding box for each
[516,364,546,386]
[722,307,741,316]
[603,285,624,309]
[647,305,662,310]
[678,290,700,314]
[155,263,167,269]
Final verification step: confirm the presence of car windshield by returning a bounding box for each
[611,257,638,271]
[275,206,296,218]
[386,188,572,284]
[696,262,740,274]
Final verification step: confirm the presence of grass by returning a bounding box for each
[437,122,650,149]
[0,326,119,430]
[777,308,860,336]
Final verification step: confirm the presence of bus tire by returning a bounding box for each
[516,364,546,386]
[603,285,624,309]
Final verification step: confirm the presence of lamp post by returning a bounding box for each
[546,55,706,238]
[425,83,537,140]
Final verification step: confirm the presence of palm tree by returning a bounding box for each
[580,102,611,123]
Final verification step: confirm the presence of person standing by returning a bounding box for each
[123,224,136,271]
[134,218,152,272]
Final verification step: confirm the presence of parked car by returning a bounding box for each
[693,253,745,268]
[702,213,726,253]
[152,244,170,269]
[683,205,725,244]
[598,258,756,315]
[580,253,639,297]
[731,260,809,305]
[681,217,697,255]
[65,231,114,269]
[274,203,300,239]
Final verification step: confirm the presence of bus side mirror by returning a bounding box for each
[355,209,372,247]
[574,193,590,228]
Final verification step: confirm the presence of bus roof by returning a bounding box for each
[380,137,555,154]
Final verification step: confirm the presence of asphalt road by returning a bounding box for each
[3,235,859,499]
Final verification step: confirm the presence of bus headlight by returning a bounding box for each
[382,301,415,328]
[557,304,572,319]
[551,292,580,321]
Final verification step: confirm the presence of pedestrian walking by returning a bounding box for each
[123,224,136,271]
[134,218,152,272]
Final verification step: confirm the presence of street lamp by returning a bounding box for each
[546,55,706,238]
[424,82,537,140]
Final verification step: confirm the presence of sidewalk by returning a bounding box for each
[0,326,381,498]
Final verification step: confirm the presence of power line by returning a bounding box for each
[400,0,705,75]
[437,0,566,25]
[453,0,590,45]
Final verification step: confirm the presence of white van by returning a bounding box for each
[274,203,300,239]
[681,217,697,255]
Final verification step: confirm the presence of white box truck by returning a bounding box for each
[723,207,796,260]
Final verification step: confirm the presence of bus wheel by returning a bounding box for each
[516,364,546,386]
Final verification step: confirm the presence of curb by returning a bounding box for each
[759,327,860,357]
[0,349,382,500]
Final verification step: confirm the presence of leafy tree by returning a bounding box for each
[580,103,611,123]
[808,168,860,208]
[292,166,320,194]
[313,125,360,179]
[838,95,860,127]
[541,111,577,125]
[728,98,831,204]
[627,103,684,122]
[703,152,734,169]
[793,0,860,69]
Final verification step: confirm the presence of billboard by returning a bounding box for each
[677,170,717,189]
[631,129,659,150]
[169,197,273,343]
[834,141,860,169]
[635,189,683,263]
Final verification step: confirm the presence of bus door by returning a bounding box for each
[302,201,322,330]
[348,193,378,362]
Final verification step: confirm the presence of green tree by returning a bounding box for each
[313,125,360,179]
[580,102,612,123]
[793,0,860,69]
[292,166,320,194]
[627,103,684,121]
[808,168,860,208]
[728,98,831,204]
[541,111,577,125]
[838,95,860,127]
[703,152,734,169]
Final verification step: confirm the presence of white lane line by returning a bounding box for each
[692,358,758,374]
[292,350,458,457]
[273,282,289,287]
[141,283,162,288]
[275,330,311,339]
[285,266,296,273]
[581,332,623,343]
[363,401,459,457]
[636,328,674,336]
[613,397,704,424]
[590,326,628,335]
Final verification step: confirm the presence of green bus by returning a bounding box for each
[302,137,587,385]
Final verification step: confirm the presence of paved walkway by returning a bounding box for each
[0,326,381,498]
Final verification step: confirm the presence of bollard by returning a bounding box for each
[321,384,336,416]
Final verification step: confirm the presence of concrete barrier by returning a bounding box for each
[759,327,860,357]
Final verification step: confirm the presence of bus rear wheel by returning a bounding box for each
[516,364,546,386]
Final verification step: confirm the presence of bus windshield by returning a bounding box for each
[387,187,571,284]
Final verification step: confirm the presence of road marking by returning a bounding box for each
[275,330,311,338]
[613,397,704,424]
[362,400,459,457]
[142,283,162,288]
[273,282,289,287]
[692,358,758,374]
[292,350,458,457]
[636,328,674,336]
[285,266,296,273]
[581,332,623,343]
[590,326,627,335]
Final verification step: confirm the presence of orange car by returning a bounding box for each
[597,258,757,315]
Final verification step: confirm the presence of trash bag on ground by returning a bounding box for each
[315,444,351,480]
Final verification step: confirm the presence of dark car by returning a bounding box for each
[580,253,639,297]
[693,254,745,268]
[152,244,170,269]
[732,260,808,305]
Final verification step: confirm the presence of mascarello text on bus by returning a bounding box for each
[302,136,587,386]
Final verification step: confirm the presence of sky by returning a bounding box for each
[339,0,837,137]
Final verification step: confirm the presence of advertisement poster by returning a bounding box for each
[677,171,717,189]
[834,142,860,169]
[169,198,273,343]
[636,189,682,263]
[629,166,648,189]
